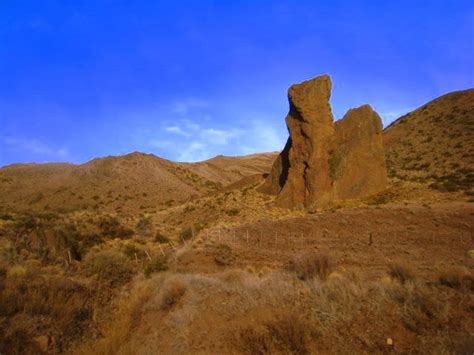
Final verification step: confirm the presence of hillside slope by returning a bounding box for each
[181,152,278,185]
[0,152,276,214]
[383,89,474,193]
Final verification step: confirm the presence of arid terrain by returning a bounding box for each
[0,84,473,354]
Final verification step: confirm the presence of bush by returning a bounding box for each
[136,216,153,237]
[180,227,194,242]
[154,232,170,244]
[213,244,236,266]
[225,208,240,216]
[159,279,186,310]
[0,273,92,347]
[83,250,133,286]
[386,282,448,333]
[0,213,13,221]
[98,216,133,239]
[6,265,28,278]
[236,312,311,354]
[123,243,141,259]
[438,268,474,291]
[287,252,333,281]
[387,263,414,284]
[144,256,168,278]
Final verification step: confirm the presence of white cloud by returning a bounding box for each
[170,98,210,115]
[130,96,287,162]
[177,141,207,162]
[165,125,191,137]
[200,128,240,145]
[4,137,70,159]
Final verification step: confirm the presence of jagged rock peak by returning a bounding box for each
[259,74,388,209]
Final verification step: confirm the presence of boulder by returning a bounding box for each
[260,74,388,209]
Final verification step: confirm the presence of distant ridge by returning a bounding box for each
[0,152,277,213]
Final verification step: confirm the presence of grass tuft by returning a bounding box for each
[287,252,333,281]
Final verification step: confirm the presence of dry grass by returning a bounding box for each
[75,281,153,355]
[387,262,414,284]
[235,311,312,355]
[159,278,187,310]
[384,281,450,334]
[438,267,474,291]
[77,263,468,354]
[0,270,92,353]
[287,252,333,280]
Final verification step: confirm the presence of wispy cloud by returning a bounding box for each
[165,125,191,137]
[128,95,287,162]
[170,98,210,115]
[4,137,70,160]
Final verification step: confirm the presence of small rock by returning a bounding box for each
[386,338,394,346]
[467,250,474,258]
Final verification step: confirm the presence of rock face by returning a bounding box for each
[260,74,387,209]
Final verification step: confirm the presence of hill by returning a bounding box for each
[383,89,474,194]
[0,152,277,214]
[182,152,278,186]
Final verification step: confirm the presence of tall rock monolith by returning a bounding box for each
[259,74,388,209]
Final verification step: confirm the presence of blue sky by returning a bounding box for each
[1,1,473,166]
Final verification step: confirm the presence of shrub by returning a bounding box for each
[0,273,92,344]
[287,252,333,281]
[154,232,170,244]
[159,279,186,310]
[180,226,196,242]
[83,250,133,286]
[225,208,240,216]
[438,268,474,291]
[6,265,28,278]
[123,243,141,259]
[368,193,392,205]
[387,263,414,284]
[98,216,133,238]
[386,282,448,333]
[235,312,311,354]
[0,213,13,221]
[144,256,168,278]
[213,244,236,266]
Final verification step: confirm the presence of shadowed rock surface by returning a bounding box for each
[332,104,387,199]
[260,74,388,209]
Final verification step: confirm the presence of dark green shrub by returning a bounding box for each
[84,250,133,286]
[136,216,153,237]
[144,256,168,278]
[123,244,141,259]
[98,216,133,238]
[225,209,240,216]
[154,232,170,244]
